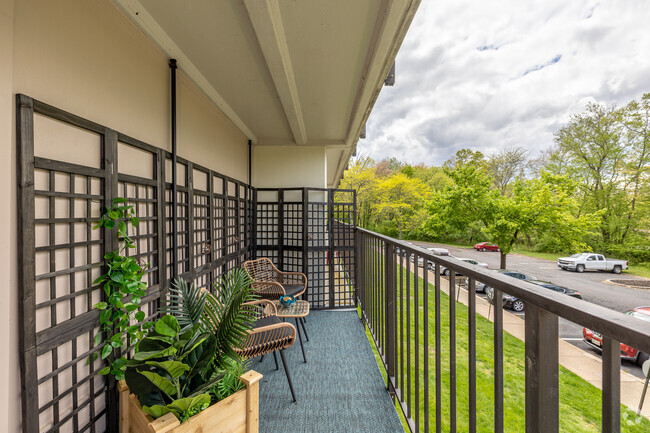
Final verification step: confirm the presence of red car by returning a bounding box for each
[473,242,500,252]
[583,306,650,365]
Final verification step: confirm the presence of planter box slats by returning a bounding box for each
[118,371,262,433]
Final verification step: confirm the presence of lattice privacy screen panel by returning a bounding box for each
[254,188,357,309]
[17,95,252,433]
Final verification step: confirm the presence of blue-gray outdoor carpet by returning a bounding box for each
[253,310,404,433]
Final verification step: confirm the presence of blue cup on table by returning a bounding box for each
[279,295,296,308]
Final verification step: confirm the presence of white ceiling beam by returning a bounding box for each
[242,0,307,145]
[256,139,345,147]
[112,0,257,143]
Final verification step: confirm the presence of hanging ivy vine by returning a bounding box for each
[92,197,152,380]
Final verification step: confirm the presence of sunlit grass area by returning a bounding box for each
[358,255,650,432]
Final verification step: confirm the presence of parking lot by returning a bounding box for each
[412,241,650,379]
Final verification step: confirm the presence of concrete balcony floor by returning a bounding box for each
[254,310,404,432]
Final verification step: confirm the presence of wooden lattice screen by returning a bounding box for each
[16,94,252,433]
[254,188,357,309]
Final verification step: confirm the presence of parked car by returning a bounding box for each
[583,306,650,366]
[396,242,414,255]
[409,247,451,268]
[501,280,582,313]
[482,269,537,296]
[473,242,500,252]
[427,247,450,256]
[557,253,628,274]
[440,257,488,276]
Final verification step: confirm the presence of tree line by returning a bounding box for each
[340,93,650,268]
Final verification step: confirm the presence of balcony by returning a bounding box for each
[8,2,650,432]
[15,92,650,430]
[15,94,650,431]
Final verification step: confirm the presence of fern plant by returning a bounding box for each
[209,356,247,402]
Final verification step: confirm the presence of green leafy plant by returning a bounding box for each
[92,197,151,380]
[124,315,220,420]
[125,269,258,422]
[163,269,257,368]
[209,356,247,402]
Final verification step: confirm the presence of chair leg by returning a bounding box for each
[279,349,297,403]
[272,350,279,370]
[295,318,307,363]
[300,317,309,342]
[259,354,265,363]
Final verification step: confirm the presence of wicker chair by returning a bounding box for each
[242,258,308,300]
[235,298,299,402]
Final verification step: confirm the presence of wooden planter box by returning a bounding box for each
[118,371,262,433]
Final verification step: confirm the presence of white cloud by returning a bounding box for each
[360,0,650,166]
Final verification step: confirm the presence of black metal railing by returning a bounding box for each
[356,227,650,433]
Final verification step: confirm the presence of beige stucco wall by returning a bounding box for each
[1,1,17,432]
[177,74,249,180]
[5,0,250,431]
[252,145,327,188]
[12,0,248,181]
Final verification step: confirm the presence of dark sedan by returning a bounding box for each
[480,269,537,294]
[502,280,582,312]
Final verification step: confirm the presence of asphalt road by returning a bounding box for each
[411,241,650,379]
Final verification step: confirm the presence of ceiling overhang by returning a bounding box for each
[113,0,421,184]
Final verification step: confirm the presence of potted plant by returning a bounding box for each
[91,198,263,432]
[118,271,263,433]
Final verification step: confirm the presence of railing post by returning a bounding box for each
[602,336,621,433]
[385,242,396,399]
[354,228,361,306]
[525,305,559,433]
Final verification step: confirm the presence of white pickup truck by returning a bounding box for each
[557,253,628,274]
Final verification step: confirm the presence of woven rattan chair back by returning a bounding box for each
[242,257,280,282]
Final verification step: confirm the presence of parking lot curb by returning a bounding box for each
[605,278,650,290]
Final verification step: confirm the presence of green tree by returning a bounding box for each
[553,102,625,243]
[486,173,599,268]
[442,149,487,172]
[411,164,452,191]
[374,173,429,239]
[339,156,379,228]
[424,157,497,244]
[618,94,650,243]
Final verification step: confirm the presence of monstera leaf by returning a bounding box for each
[125,315,218,417]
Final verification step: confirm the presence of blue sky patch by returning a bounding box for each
[523,54,562,76]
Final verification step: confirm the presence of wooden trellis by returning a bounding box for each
[16,94,252,433]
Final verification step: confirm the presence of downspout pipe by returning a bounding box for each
[249,139,255,259]
[248,139,252,186]
[170,59,178,280]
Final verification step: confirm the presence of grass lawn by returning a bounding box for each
[359,255,650,432]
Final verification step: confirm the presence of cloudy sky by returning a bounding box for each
[360,0,650,166]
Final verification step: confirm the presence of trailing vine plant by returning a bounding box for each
[92,197,152,380]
